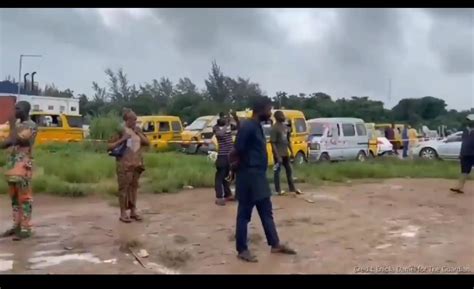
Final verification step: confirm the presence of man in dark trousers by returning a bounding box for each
[270,110,301,195]
[233,97,296,262]
[450,114,474,194]
[385,123,398,155]
[213,111,239,206]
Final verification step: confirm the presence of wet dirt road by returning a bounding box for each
[0,179,473,274]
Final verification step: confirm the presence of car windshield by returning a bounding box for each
[308,123,325,136]
[186,119,208,131]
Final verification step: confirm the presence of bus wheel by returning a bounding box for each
[320,153,330,163]
[294,152,306,166]
[357,151,367,162]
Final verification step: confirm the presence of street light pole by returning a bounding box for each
[17,54,42,99]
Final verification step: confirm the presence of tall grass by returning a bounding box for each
[0,141,463,197]
[144,153,214,193]
[88,113,121,140]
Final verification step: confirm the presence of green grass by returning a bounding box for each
[0,142,463,197]
[294,158,460,185]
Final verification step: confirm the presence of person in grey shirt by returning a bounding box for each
[450,114,474,194]
[270,110,301,195]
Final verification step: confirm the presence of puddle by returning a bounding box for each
[0,253,14,271]
[103,258,117,264]
[390,225,420,238]
[37,241,62,247]
[375,243,393,250]
[29,253,101,270]
[0,259,13,272]
[33,250,67,257]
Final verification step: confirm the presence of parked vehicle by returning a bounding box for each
[375,123,405,149]
[180,115,215,153]
[412,131,463,160]
[307,118,369,162]
[0,112,85,145]
[203,109,309,166]
[366,123,394,156]
[137,115,183,151]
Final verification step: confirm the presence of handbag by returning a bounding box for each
[108,141,127,158]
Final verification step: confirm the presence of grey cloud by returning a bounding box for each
[323,8,405,70]
[151,8,280,54]
[0,8,472,110]
[424,8,474,74]
[0,8,111,52]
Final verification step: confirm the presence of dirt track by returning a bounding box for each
[0,179,473,274]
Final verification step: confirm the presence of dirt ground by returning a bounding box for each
[0,179,473,274]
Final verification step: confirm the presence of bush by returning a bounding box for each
[88,113,122,140]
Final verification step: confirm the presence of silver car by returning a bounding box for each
[413,131,462,160]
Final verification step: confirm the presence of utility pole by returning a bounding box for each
[17,54,42,98]
[388,78,392,107]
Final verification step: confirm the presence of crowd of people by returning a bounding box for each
[384,123,419,158]
[1,98,473,264]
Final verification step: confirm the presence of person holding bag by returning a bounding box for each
[108,108,149,223]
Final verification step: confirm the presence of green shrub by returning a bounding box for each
[89,113,122,140]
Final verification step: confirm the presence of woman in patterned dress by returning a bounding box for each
[108,108,149,223]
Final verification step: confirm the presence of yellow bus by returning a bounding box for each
[137,115,183,151]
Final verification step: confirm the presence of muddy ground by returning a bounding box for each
[0,179,473,274]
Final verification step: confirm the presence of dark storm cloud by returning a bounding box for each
[424,8,474,74]
[0,8,111,52]
[324,8,405,69]
[0,8,472,110]
[151,8,280,53]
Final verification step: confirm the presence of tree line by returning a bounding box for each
[2,61,473,131]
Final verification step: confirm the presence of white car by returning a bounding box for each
[413,131,462,160]
[376,137,394,156]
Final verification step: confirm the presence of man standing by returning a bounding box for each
[385,124,398,155]
[270,110,301,195]
[402,124,409,159]
[233,97,296,262]
[408,125,418,159]
[213,111,239,206]
[450,114,474,194]
[1,101,37,240]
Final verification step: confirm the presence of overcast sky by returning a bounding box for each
[0,8,473,110]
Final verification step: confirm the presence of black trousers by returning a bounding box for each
[215,155,232,199]
[460,156,474,174]
[273,156,296,193]
[236,197,280,253]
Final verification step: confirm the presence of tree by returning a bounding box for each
[205,61,230,103]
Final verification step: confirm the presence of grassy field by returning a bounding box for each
[0,143,462,197]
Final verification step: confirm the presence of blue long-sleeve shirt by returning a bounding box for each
[234,119,271,202]
[234,119,268,172]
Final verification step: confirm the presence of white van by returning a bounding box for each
[307,118,369,162]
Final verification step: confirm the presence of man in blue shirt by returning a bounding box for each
[233,97,296,262]
[402,124,409,159]
[450,114,474,194]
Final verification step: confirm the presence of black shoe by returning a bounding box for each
[1,227,17,238]
[237,250,258,263]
